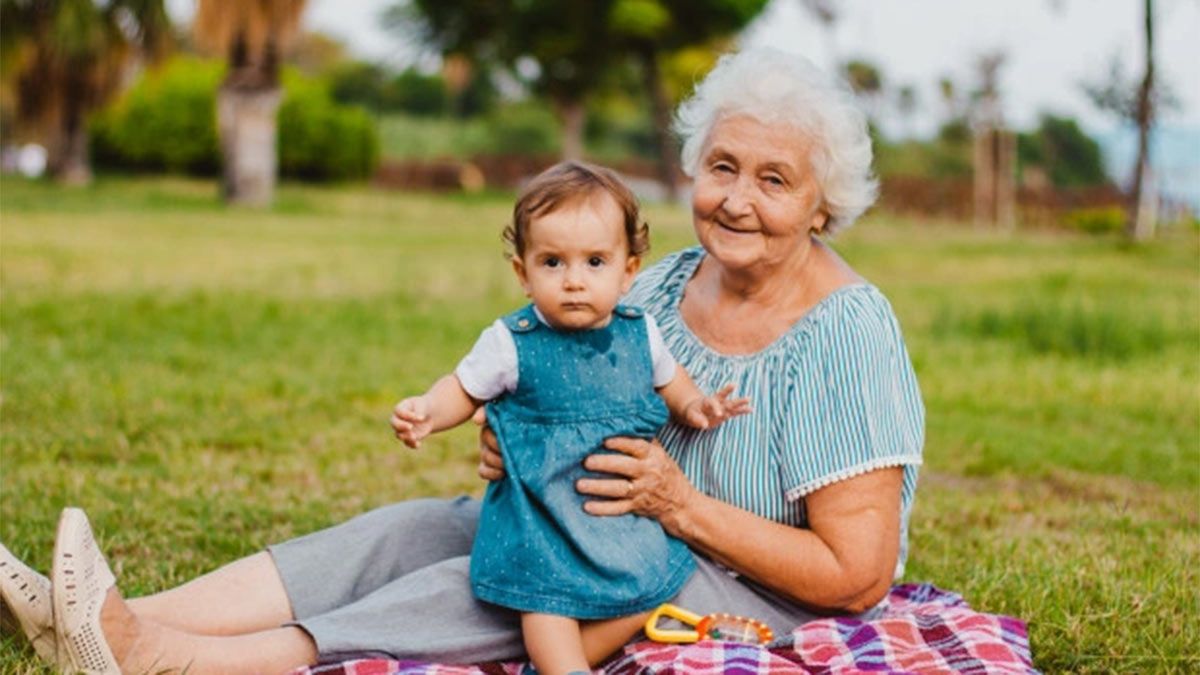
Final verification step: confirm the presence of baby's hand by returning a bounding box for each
[391,396,433,448]
[683,384,751,430]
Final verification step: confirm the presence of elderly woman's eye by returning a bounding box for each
[711,162,734,174]
[763,174,785,187]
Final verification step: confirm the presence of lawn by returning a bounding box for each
[1,176,1197,673]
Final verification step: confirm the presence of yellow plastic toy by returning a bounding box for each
[644,603,775,645]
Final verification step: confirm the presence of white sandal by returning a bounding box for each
[52,508,120,675]
[0,542,57,663]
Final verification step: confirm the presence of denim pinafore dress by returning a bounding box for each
[469,304,696,619]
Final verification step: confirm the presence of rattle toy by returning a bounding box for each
[644,603,775,645]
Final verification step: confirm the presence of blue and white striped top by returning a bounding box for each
[624,247,924,577]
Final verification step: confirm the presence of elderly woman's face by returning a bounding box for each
[691,115,827,273]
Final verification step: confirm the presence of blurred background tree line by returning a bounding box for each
[0,0,1183,239]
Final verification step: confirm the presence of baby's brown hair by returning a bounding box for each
[504,161,650,259]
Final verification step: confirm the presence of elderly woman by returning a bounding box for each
[0,48,922,674]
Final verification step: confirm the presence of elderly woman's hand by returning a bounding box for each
[473,407,506,481]
[576,436,698,537]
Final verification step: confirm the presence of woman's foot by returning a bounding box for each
[52,507,122,674]
[0,542,57,662]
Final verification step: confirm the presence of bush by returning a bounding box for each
[91,57,378,181]
[1064,207,1126,235]
[381,70,448,117]
[479,101,559,156]
[278,73,379,181]
[1017,115,1107,189]
[91,57,223,174]
[329,61,388,111]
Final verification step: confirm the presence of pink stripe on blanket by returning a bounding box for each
[295,583,1036,675]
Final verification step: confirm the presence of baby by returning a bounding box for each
[391,161,749,675]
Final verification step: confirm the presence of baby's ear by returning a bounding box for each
[511,256,531,296]
[622,255,641,292]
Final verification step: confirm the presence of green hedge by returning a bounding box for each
[91,57,223,174]
[91,57,378,181]
[278,73,378,180]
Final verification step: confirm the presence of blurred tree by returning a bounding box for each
[843,59,882,95]
[932,119,973,177]
[0,0,170,183]
[393,0,765,181]
[452,64,498,118]
[937,76,964,126]
[328,59,491,118]
[842,58,884,121]
[193,0,306,206]
[1016,114,1106,189]
[969,51,1015,229]
[658,46,722,102]
[329,61,387,110]
[609,0,767,198]
[895,84,918,138]
[290,31,349,75]
[394,0,610,160]
[1083,0,1169,240]
[586,70,656,162]
[383,69,449,116]
[937,119,971,145]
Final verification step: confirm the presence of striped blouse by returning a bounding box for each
[624,247,924,577]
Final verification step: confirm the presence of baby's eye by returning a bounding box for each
[543,257,561,268]
[587,256,605,268]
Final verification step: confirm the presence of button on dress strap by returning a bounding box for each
[502,304,540,333]
[614,304,643,319]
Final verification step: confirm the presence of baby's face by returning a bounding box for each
[512,193,640,331]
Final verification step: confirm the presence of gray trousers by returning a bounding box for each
[269,496,830,663]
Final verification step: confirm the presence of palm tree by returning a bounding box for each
[843,59,884,122]
[0,0,169,184]
[1128,0,1156,240]
[193,0,305,206]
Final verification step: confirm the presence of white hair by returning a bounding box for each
[675,48,878,234]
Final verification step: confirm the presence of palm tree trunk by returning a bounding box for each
[1129,149,1153,240]
[639,45,679,201]
[217,84,282,206]
[52,112,93,185]
[972,129,994,228]
[555,98,586,161]
[47,82,93,185]
[1129,0,1155,240]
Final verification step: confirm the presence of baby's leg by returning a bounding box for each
[580,612,651,666]
[522,612,588,675]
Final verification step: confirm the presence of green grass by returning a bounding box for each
[2,176,1197,673]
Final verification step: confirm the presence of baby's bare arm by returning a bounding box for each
[391,375,480,447]
[657,364,707,422]
[657,365,751,430]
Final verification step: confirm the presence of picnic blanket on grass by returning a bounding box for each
[295,583,1036,674]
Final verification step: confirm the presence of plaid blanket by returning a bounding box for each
[296,583,1036,674]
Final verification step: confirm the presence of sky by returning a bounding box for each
[284,0,1200,137]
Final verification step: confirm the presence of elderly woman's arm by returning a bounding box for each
[580,437,902,615]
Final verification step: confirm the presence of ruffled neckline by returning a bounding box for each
[659,247,876,363]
